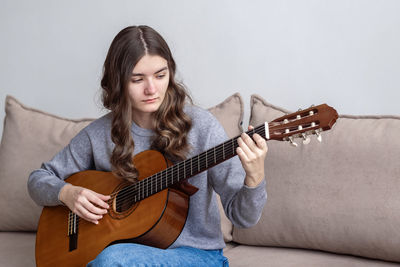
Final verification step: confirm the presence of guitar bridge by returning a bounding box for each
[68,211,79,251]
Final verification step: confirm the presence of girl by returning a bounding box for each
[28,25,268,266]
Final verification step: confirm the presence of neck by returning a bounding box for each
[132,113,155,129]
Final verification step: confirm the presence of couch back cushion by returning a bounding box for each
[232,94,400,263]
[0,96,94,231]
[0,94,242,242]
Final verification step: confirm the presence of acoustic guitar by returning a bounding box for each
[35,104,338,266]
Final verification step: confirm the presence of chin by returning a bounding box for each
[143,104,161,113]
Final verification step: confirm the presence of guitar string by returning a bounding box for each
[110,120,316,207]
[69,118,318,228]
[69,139,241,229]
[70,122,315,229]
[67,132,246,229]
[104,126,267,206]
[103,126,267,208]
[103,139,240,207]
[108,121,319,207]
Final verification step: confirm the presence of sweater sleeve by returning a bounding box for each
[205,115,267,228]
[27,128,94,206]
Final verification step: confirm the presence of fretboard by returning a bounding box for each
[130,123,268,203]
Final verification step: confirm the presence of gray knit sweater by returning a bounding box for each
[28,105,267,250]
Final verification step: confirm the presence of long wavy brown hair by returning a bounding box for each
[101,25,192,182]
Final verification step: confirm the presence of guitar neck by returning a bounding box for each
[132,123,269,201]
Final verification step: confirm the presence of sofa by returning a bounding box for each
[0,93,399,266]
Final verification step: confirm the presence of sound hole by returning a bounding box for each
[115,186,135,213]
[109,182,138,219]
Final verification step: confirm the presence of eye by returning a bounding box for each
[131,78,142,83]
[156,73,166,79]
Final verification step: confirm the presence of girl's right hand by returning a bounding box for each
[59,183,110,224]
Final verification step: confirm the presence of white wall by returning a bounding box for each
[1,0,400,135]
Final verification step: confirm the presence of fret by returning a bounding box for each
[145,179,147,198]
[165,169,168,189]
[159,172,161,192]
[205,151,208,168]
[145,179,148,198]
[147,178,149,198]
[158,172,161,191]
[197,155,200,172]
[180,162,183,181]
[214,147,216,164]
[168,168,171,187]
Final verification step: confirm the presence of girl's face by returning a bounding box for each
[128,54,170,128]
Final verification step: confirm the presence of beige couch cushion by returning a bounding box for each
[224,245,400,267]
[0,94,242,241]
[0,232,36,267]
[0,96,93,231]
[232,94,400,262]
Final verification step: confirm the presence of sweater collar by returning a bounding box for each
[131,120,155,137]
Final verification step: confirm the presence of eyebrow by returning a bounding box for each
[131,66,168,77]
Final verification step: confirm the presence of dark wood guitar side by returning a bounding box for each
[35,103,338,267]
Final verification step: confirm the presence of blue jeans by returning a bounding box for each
[87,243,229,267]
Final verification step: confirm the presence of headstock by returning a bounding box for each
[268,104,338,146]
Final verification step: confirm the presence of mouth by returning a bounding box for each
[142,97,158,104]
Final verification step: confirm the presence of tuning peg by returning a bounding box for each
[288,136,298,147]
[315,130,322,142]
[302,133,311,145]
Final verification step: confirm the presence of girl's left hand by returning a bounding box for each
[236,125,268,187]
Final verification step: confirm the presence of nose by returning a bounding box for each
[144,78,156,95]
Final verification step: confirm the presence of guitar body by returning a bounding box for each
[35,150,193,267]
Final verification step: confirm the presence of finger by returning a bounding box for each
[236,146,249,163]
[252,133,268,151]
[83,196,109,215]
[237,135,253,157]
[75,204,103,224]
[89,191,110,209]
[248,125,254,131]
[239,133,258,153]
